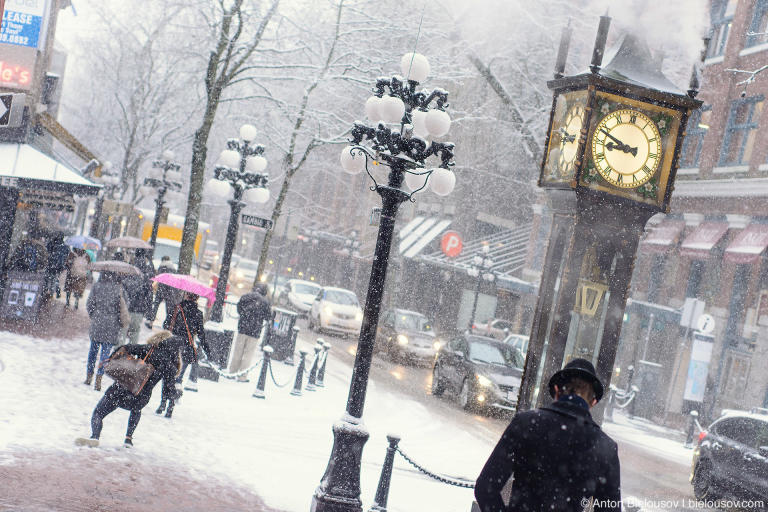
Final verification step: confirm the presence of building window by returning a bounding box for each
[680,106,711,168]
[647,254,666,303]
[708,0,737,57]
[725,264,750,346]
[686,259,705,298]
[747,0,768,47]
[719,96,764,166]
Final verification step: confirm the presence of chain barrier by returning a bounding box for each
[268,359,293,388]
[197,347,263,381]
[613,390,637,409]
[395,446,475,489]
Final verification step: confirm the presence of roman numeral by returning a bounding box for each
[596,153,605,161]
[616,174,623,184]
[649,152,657,159]
[632,174,638,182]
[648,137,657,143]
[642,165,652,175]
[630,114,637,124]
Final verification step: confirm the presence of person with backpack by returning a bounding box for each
[75,330,183,448]
[65,248,91,309]
[155,292,209,417]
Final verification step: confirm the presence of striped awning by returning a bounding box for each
[398,216,452,259]
[640,220,685,253]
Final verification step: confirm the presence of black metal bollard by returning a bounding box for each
[685,410,699,448]
[290,350,308,396]
[604,386,615,423]
[369,434,401,512]
[306,343,322,391]
[252,346,273,399]
[316,341,330,388]
[286,326,300,366]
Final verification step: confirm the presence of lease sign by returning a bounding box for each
[0,0,47,49]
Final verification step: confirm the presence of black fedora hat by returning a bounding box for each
[548,358,604,402]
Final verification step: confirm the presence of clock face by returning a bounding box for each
[590,108,662,188]
[542,91,588,186]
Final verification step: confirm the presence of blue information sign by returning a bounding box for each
[0,0,47,49]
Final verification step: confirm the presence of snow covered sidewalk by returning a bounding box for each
[603,411,693,467]
[0,325,489,511]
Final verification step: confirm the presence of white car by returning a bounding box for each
[282,279,321,316]
[309,286,363,336]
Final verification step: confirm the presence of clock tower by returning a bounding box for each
[518,16,703,417]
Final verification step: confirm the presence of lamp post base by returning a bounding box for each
[310,417,370,512]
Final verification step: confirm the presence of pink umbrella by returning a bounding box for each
[152,273,216,302]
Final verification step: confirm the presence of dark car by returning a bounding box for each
[376,308,439,364]
[690,408,768,503]
[431,333,524,413]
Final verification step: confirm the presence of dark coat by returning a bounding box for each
[237,291,272,338]
[122,258,154,314]
[475,398,621,512]
[103,337,183,411]
[154,263,179,302]
[86,277,126,344]
[163,299,208,359]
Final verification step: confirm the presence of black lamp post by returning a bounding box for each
[88,162,121,239]
[311,52,456,512]
[142,150,183,252]
[467,244,497,330]
[205,124,270,323]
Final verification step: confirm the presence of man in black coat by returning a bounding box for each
[475,358,621,512]
[146,255,179,326]
[229,283,272,382]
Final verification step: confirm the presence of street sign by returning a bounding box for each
[242,214,273,230]
[440,231,463,258]
[370,207,382,226]
[0,92,25,127]
[680,297,705,329]
[696,313,715,335]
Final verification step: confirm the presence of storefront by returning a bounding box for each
[0,143,100,320]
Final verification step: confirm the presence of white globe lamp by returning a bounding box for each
[206,178,231,198]
[239,124,258,142]
[365,96,383,123]
[219,149,241,169]
[404,171,427,192]
[162,150,175,161]
[400,52,430,83]
[246,155,268,173]
[429,167,455,196]
[412,110,429,139]
[340,146,366,175]
[246,186,270,204]
[380,95,405,124]
[425,109,451,137]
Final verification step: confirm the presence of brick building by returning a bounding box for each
[614,0,768,426]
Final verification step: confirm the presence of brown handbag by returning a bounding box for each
[103,347,155,395]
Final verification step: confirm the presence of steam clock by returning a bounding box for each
[518,16,703,417]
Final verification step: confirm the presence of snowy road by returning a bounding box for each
[301,320,720,512]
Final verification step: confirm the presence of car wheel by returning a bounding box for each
[431,366,445,396]
[692,459,718,501]
[459,378,473,411]
[308,315,316,331]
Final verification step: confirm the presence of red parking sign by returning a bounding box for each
[441,231,463,258]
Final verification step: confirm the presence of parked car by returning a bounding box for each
[502,332,530,356]
[229,257,259,292]
[471,318,514,339]
[308,286,363,336]
[281,279,321,316]
[431,333,524,413]
[201,240,220,270]
[691,407,768,503]
[266,274,291,302]
[376,308,439,364]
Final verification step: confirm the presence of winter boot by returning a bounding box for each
[155,400,166,415]
[124,436,133,448]
[84,373,93,386]
[75,436,99,447]
[165,400,175,419]
[74,297,80,310]
[94,375,103,391]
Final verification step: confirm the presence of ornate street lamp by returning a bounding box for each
[312,52,456,512]
[88,162,121,239]
[205,124,270,323]
[467,244,497,330]
[140,150,183,251]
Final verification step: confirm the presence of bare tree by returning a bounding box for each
[176,0,281,274]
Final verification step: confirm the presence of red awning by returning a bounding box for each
[724,224,768,264]
[641,220,685,253]
[679,223,729,259]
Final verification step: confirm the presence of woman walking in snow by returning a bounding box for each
[84,270,129,390]
[76,330,183,448]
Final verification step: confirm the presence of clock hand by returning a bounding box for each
[601,130,638,156]
[600,129,627,148]
[558,128,576,144]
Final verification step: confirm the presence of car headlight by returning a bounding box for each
[236,282,244,288]
[236,270,244,278]
[476,374,493,387]
[323,305,333,316]
[433,340,442,351]
[355,311,363,322]
[396,334,409,346]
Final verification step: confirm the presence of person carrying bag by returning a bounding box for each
[76,330,184,448]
